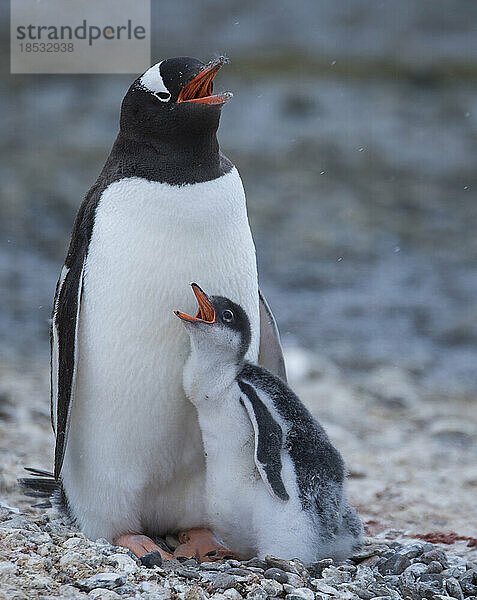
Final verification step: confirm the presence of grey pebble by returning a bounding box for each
[76,572,127,592]
[285,573,305,587]
[358,555,382,568]
[176,568,201,579]
[261,578,284,596]
[321,566,352,584]
[223,589,243,600]
[200,561,226,571]
[351,586,375,600]
[181,558,200,568]
[58,584,88,599]
[285,588,314,600]
[307,559,333,578]
[140,550,163,568]
[368,583,393,597]
[165,534,180,550]
[462,583,477,596]
[88,589,121,600]
[404,562,429,577]
[378,553,411,576]
[113,584,141,597]
[397,543,424,559]
[212,573,240,590]
[462,568,477,581]
[398,571,419,600]
[244,558,268,570]
[420,549,449,568]
[419,573,444,585]
[340,564,357,575]
[265,556,300,575]
[264,568,289,584]
[200,570,223,582]
[355,564,375,580]
[139,581,164,593]
[246,585,268,600]
[311,579,339,595]
[418,581,443,599]
[227,568,253,577]
[226,560,242,568]
[427,560,444,573]
[107,553,139,574]
[184,587,208,600]
[1,516,40,530]
[444,577,464,600]
[351,546,386,562]
[247,566,265,574]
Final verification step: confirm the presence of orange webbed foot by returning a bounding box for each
[174,528,241,563]
[114,533,174,566]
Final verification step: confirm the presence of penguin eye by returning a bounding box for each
[155,91,170,101]
[222,310,234,323]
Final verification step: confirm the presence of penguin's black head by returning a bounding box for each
[120,56,232,142]
[175,283,251,361]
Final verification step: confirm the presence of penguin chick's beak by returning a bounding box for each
[174,283,216,324]
[177,57,232,106]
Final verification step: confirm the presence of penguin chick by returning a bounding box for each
[175,284,363,562]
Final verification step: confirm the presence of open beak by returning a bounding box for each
[177,56,232,106]
[174,283,216,324]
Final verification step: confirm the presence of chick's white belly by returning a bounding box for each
[61,172,259,541]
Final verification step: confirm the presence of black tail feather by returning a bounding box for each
[23,490,53,498]
[24,467,55,478]
[18,467,59,508]
[18,477,58,495]
[18,467,73,521]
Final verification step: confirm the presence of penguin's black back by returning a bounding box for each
[239,363,345,530]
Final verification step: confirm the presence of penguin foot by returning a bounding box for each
[114,534,174,563]
[174,528,240,563]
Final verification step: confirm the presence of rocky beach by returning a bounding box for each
[1,1,477,598]
[1,348,477,598]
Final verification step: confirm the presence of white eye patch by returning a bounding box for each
[139,61,171,102]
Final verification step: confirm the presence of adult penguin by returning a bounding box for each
[21,56,286,563]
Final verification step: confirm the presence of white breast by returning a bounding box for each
[61,168,260,541]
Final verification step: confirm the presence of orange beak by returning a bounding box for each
[177,57,232,106]
[174,283,216,324]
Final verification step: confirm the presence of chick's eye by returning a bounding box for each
[156,91,170,101]
[222,310,234,323]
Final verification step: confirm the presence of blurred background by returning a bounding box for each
[1,1,477,537]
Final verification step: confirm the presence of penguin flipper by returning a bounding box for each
[51,257,85,480]
[258,289,287,382]
[238,380,289,502]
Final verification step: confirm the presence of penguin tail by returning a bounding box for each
[18,467,58,508]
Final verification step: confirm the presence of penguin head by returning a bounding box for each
[120,56,232,142]
[175,283,251,362]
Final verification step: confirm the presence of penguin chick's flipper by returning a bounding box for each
[258,289,287,382]
[114,534,174,563]
[238,380,290,502]
[174,528,241,562]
